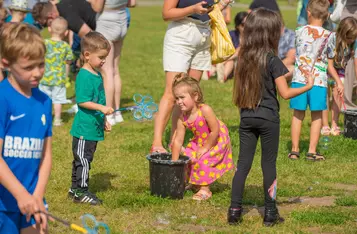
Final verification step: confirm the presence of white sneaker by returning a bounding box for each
[66,104,78,114]
[53,118,63,126]
[107,114,116,126]
[114,112,124,123]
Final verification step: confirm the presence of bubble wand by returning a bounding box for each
[37,212,110,234]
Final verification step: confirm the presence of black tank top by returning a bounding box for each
[177,0,214,22]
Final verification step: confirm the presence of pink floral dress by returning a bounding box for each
[183,104,234,186]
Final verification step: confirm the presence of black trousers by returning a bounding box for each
[71,137,97,190]
[230,117,280,208]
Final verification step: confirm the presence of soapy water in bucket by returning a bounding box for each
[319,136,331,151]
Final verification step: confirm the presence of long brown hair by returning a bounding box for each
[233,8,282,109]
[335,17,357,69]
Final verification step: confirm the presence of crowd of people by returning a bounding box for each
[0,0,357,233]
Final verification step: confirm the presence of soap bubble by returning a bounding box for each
[319,136,331,150]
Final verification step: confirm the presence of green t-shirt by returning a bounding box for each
[70,68,106,141]
[41,39,73,86]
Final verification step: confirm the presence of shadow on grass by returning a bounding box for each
[91,172,117,193]
[61,112,73,124]
[285,139,310,154]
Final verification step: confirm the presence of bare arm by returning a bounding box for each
[223,6,231,24]
[328,58,344,96]
[128,0,136,7]
[354,57,357,81]
[172,117,186,161]
[162,0,207,21]
[201,105,219,151]
[78,102,114,114]
[87,0,105,13]
[78,24,93,38]
[33,137,52,199]
[275,74,312,100]
[282,48,296,68]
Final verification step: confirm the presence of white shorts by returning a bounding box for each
[39,84,67,104]
[163,18,211,72]
[96,8,127,42]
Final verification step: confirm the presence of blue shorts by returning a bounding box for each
[289,82,327,111]
[0,211,36,233]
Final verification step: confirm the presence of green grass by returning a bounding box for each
[45,6,357,233]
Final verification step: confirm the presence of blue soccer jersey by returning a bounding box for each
[0,79,52,212]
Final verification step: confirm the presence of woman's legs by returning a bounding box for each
[102,41,115,109]
[152,71,181,151]
[113,39,124,110]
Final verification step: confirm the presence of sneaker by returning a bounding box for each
[114,112,124,123]
[66,104,78,114]
[74,190,102,205]
[227,207,243,225]
[68,188,75,199]
[53,118,63,126]
[107,114,116,126]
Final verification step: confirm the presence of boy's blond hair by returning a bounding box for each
[307,0,330,21]
[50,17,68,36]
[0,23,45,64]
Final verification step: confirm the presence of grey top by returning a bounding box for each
[105,0,128,8]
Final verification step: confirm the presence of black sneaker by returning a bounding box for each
[68,188,76,199]
[74,190,102,205]
[227,207,243,225]
[263,207,284,227]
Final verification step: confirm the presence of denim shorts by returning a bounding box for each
[290,82,327,111]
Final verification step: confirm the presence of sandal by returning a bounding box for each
[288,151,300,160]
[150,146,168,154]
[330,126,341,136]
[306,152,325,161]
[192,190,212,201]
[321,126,331,136]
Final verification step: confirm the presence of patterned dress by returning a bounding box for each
[183,105,234,186]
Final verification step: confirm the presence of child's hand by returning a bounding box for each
[336,82,344,97]
[104,120,112,132]
[100,106,114,115]
[17,193,47,231]
[306,71,315,89]
[197,147,208,159]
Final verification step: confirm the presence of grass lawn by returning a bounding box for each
[45,5,357,234]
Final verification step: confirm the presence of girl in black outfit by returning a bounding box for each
[228,8,315,226]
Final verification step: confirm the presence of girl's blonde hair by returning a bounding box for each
[172,73,204,104]
[335,17,357,69]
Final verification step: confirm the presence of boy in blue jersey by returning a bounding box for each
[0,23,52,233]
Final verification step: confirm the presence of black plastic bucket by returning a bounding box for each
[343,110,357,140]
[146,153,190,199]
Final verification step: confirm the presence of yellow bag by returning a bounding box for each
[209,5,235,64]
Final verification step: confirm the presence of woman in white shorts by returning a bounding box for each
[89,0,135,125]
[151,0,232,153]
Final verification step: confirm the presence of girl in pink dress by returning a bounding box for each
[171,73,234,201]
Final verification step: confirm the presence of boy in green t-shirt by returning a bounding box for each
[69,32,113,205]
